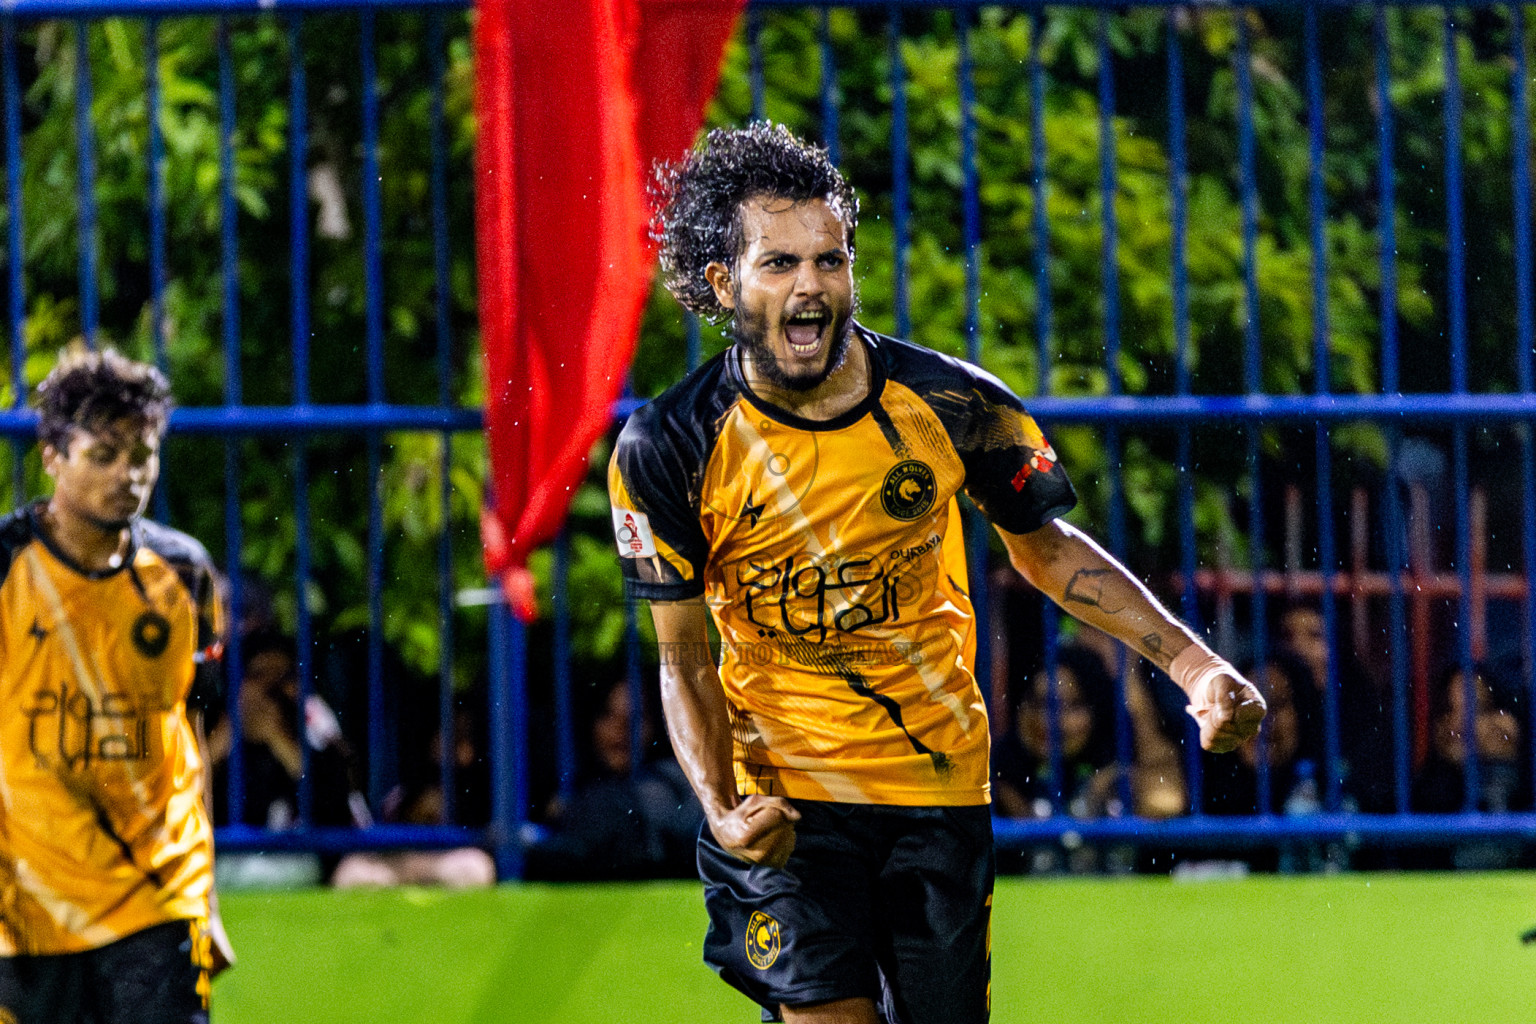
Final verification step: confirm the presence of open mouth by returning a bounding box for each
[783,309,829,356]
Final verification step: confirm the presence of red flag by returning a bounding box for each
[474,0,743,620]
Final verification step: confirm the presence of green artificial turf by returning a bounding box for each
[214,873,1536,1023]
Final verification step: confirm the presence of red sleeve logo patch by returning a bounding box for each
[611,507,658,558]
[1010,444,1058,492]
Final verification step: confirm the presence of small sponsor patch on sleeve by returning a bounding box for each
[611,506,658,558]
[1010,442,1059,492]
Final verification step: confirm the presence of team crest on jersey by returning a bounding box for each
[881,460,937,521]
[132,611,172,658]
[610,507,658,558]
[744,910,781,969]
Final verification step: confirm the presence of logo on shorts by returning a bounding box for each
[881,460,936,521]
[744,910,781,970]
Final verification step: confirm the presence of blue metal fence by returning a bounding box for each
[1,2,485,860]
[2,0,1534,877]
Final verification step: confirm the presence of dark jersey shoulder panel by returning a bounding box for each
[612,352,741,601]
[135,519,218,594]
[0,506,35,588]
[136,518,227,711]
[0,508,36,667]
[870,329,1077,534]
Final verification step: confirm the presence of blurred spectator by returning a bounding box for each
[994,644,1186,873]
[209,629,365,831]
[1410,663,1530,869]
[993,645,1117,822]
[1413,663,1528,814]
[1063,626,1189,820]
[1278,603,1394,812]
[384,700,493,829]
[523,679,703,881]
[331,696,496,888]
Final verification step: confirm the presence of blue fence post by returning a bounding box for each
[146,18,172,523]
[625,597,645,776]
[1095,9,1150,816]
[216,14,246,828]
[3,17,24,505]
[1166,7,1208,806]
[218,17,239,402]
[1097,11,1119,397]
[1514,2,1533,399]
[489,598,527,879]
[888,4,910,339]
[819,6,839,164]
[1373,4,1411,815]
[359,9,390,812]
[1029,10,1050,395]
[1304,2,1344,815]
[146,18,166,372]
[685,313,701,373]
[1236,12,1262,395]
[552,531,577,807]
[1439,7,1480,812]
[1509,3,1536,810]
[1042,600,1064,815]
[958,7,993,715]
[73,19,97,348]
[1444,6,1468,396]
[429,8,459,824]
[287,12,317,826]
[1241,5,1272,814]
[748,6,764,122]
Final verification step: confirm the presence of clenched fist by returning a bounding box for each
[1171,643,1267,753]
[709,795,801,868]
[1187,670,1267,753]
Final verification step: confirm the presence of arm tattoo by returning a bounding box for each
[1141,633,1163,653]
[1064,568,1126,614]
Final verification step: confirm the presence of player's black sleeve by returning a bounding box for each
[884,335,1077,533]
[139,520,227,712]
[0,508,31,665]
[609,408,710,601]
[188,560,227,715]
[948,371,1077,534]
[607,355,736,602]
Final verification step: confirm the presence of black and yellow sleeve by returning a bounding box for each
[891,339,1077,534]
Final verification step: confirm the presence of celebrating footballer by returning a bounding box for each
[609,123,1265,1024]
[0,348,232,1024]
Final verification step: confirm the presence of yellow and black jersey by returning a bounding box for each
[609,325,1076,806]
[0,505,224,955]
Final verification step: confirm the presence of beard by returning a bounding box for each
[731,300,856,393]
[82,508,139,533]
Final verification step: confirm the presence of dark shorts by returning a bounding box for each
[0,919,211,1024]
[699,800,994,1024]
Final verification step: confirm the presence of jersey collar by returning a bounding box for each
[26,502,140,580]
[728,322,887,432]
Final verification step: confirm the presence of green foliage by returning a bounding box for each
[0,13,484,683]
[3,7,1530,674]
[569,6,1534,661]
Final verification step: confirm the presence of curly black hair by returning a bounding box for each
[34,346,172,452]
[651,123,859,322]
